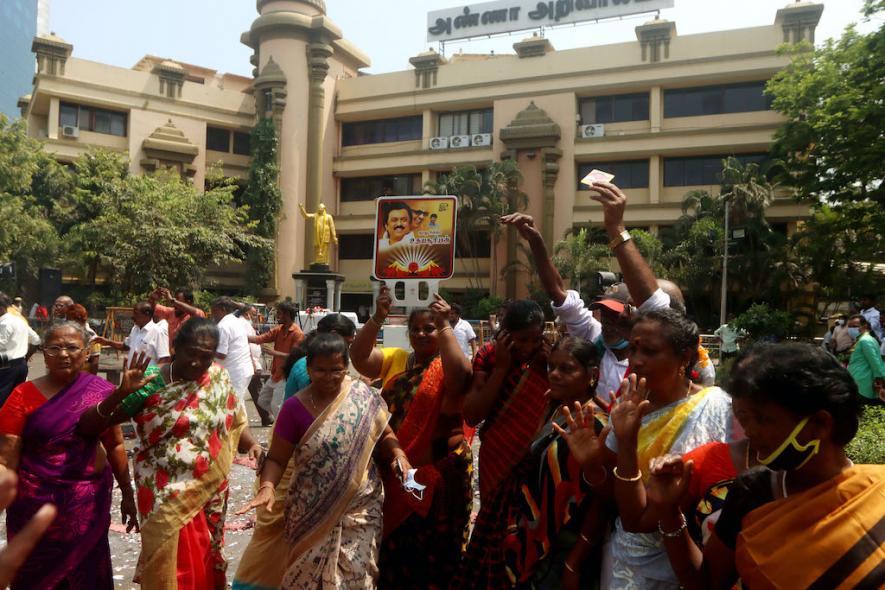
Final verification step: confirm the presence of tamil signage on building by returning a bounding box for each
[428,0,674,42]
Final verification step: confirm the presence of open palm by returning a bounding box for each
[647,454,694,508]
[610,375,651,447]
[553,401,612,472]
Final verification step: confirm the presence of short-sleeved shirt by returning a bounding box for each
[452,318,477,359]
[0,382,47,435]
[251,323,305,382]
[216,313,255,385]
[274,396,315,445]
[153,304,207,348]
[125,321,170,366]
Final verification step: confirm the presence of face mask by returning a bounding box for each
[847,327,861,339]
[757,416,820,471]
[608,338,630,351]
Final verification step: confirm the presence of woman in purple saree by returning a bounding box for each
[0,322,145,589]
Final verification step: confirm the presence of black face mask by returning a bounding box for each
[756,417,820,471]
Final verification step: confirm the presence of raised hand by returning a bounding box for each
[236,484,275,514]
[553,401,613,472]
[429,293,452,330]
[647,454,694,508]
[494,330,515,368]
[588,181,627,233]
[120,492,140,533]
[118,351,157,397]
[374,285,393,322]
[500,213,542,243]
[610,374,651,447]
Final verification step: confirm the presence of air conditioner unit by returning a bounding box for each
[449,135,470,149]
[471,133,492,147]
[579,124,605,139]
[429,136,449,150]
[61,125,79,138]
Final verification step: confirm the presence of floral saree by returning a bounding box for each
[131,363,247,589]
[279,378,389,589]
[5,372,116,589]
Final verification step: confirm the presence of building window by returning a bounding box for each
[233,131,251,156]
[206,127,231,152]
[342,116,423,147]
[59,102,127,136]
[438,108,493,137]
[340,174,420,202]
[577,160,649,189]
[338,234,375,260]
[663,153,768,186]
[579,93,649,124]
[456,230,492,258]
[664,82,772,118]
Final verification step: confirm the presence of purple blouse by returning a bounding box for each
[274,396,315,445]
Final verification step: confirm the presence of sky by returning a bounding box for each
[47,0,878,76]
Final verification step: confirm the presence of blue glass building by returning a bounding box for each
[0,0,39,120]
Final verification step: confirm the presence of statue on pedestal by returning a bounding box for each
[299,202,338,267]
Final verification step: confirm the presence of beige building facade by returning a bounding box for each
[21,0,823,309]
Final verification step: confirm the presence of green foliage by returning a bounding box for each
[630,229,665,276]
[241,118,282,292]
[767,22,884,205]
[426,160,526,295]
[0,196,59,296]
[732,303,793,342]
[552,228,612,296]
[847,405,885,465]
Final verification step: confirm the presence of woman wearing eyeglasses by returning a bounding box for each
[0,321,147,589]
[237,333,394,589]
[349,287,473,590]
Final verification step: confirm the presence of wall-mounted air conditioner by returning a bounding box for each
[61,125,79,138]
[579,124,605,139]
[429,136,449,150]
[471,133,492,147]
[449,135,470,149]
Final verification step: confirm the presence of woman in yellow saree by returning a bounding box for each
[237,333,401,589]
[647,342,884,590]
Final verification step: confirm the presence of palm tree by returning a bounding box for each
[426,160,526,296]
[552,228,612,294]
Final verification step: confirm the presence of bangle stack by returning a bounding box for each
[613,466,643,482]
[437,326,453,335]
[658,512,688,538]
[368,315,385,327]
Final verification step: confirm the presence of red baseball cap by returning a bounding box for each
[589,298,626,314]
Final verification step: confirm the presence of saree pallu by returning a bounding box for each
[453,405,607,590]
[377,357,474,590]
[609,387,732,590]
[736,465,885,590]
[6,373,115,590]
[477,365,550,501]
[132,364,247,590]
[280,379,389,589]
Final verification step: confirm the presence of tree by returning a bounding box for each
[426,160,526,296]
[63,157,269,299]
[767,9,884,205]
[552,228,612,295]
[240,118,282,293]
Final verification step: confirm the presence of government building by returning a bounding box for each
[19,0,823,311]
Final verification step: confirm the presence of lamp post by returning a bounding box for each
[719,200,730,327]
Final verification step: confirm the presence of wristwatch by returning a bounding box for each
[608,230,632,251]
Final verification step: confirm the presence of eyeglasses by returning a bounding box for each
[307,368,348,379]
[43,345,84,357]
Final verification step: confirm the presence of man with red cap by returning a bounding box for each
[503,181,671,403]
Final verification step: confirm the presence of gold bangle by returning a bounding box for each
[581,465,607,487]
[259,481,275,492]
[95,401,110,418]
[613,466,642,482]
[368,316,384,327]
[564,562,576,574]
[608,230,632,251]
[579,532,591,544]
[438,326,453,335]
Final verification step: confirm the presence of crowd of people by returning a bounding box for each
[0,180,882,589]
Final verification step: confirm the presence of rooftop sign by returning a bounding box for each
[428,0,674,42]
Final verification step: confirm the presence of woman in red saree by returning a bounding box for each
[79,317,262,589]
[349,287,473,589]
[0,322,141,589]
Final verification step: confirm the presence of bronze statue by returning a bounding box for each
[299,202,338,266]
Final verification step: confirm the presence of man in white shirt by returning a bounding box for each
[93,302,171,367]
[211,297,255,401]
[502,181,673,404]
[0,293,41,404]
[859,295,883,343]
[449,303,478,359]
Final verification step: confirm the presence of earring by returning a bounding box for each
[678,366,686,379]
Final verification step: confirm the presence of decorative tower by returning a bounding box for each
[242,0,369,303]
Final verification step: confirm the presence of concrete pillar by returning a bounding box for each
[649,155,661,204]
[325,279,336,309]
[422,109,435,149]
[305,42,333,261]
[47,97,59,139]
[650,86,662,133]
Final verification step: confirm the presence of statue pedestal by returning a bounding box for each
[293,267,345,312]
